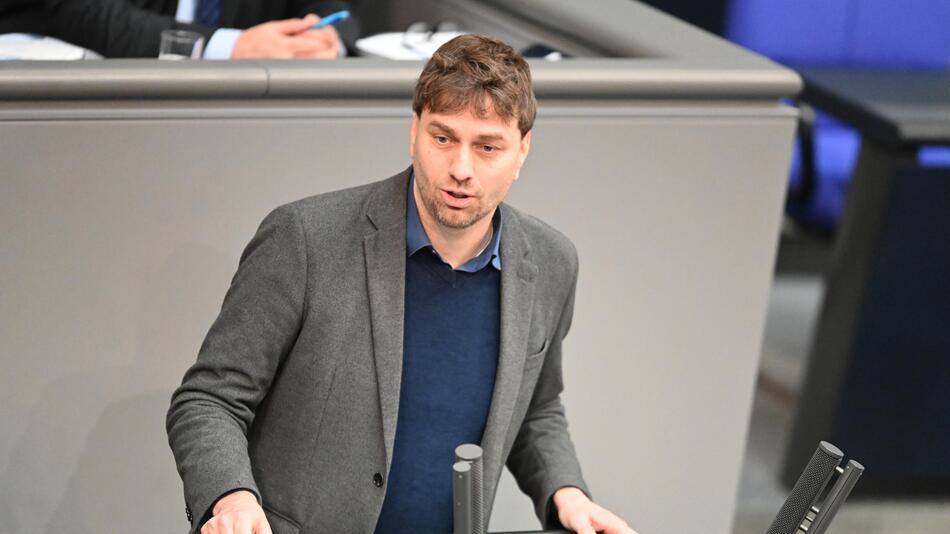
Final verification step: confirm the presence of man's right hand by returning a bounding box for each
[231,14,334,59]
[201,490,271,534]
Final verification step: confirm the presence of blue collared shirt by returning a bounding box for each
[406,174,502,272]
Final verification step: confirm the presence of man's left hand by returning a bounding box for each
[553,486,638,534]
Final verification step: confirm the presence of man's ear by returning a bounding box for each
[409,113,420,160]
[517,130,532,169]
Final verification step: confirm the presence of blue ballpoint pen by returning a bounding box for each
[311,10,350,29]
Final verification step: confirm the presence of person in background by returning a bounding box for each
[0,0,358,58]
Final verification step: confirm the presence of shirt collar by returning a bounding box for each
[407,172,502,272]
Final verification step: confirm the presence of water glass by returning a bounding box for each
[158,30,204,60]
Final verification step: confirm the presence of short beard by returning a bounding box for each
[420,187,490,230]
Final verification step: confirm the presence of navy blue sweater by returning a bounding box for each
[374,181,501,534]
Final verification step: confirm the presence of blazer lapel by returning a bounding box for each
[481,205,538,501]
[363,169,411,470]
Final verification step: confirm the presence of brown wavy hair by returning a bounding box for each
[412,34,536,137]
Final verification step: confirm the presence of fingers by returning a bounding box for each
[599,522,637,534]
[200,513,254,533]
[232,15,340,59]
[304,25,339,45]
[560,512,596,534]
[563,503,636,534]
[293,47,338,59]
[200,507,271,534]
[299,32,337,51]
[271,14,319,36]
[292,42,338,59]
[286,35,338,58]
[293,26,340,58]
[590,507,637,534]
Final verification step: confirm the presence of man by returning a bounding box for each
[0,0,357,58]
[167,34,636,534]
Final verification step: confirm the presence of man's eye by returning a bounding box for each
[482,145,496,153]
[435,135,450,144]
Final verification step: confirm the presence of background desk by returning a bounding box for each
[785,69,950,493]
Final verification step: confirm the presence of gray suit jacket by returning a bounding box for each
[167,168,588,533]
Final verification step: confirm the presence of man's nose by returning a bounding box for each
[449,146,474,182]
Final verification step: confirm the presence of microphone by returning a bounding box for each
[807,459,864,534]
[454,461,474,534]
[455,444,485,534]
[766,442,842,534]
[766,441,864,534]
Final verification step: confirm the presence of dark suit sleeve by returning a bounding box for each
[290,0,360,52]
[166,204,309,532]
[44,0,214,57]
[505,251,591,528]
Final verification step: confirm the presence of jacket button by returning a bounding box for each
[373,472,384,487]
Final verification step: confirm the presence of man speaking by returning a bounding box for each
[167,34,636,534]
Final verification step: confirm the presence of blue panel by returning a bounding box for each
[850,1,950,68]
[815,123,861,188]
[725,0,852,64]
[919,146,950,167]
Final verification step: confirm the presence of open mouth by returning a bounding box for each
[441,189,475,208]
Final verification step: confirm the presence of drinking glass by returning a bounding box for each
[158,30,204,60]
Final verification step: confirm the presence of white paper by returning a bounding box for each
[0,33,100,60]
[355,31,467,60]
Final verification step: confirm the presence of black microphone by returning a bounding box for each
[807,459,864,534]
[766,441,843,534]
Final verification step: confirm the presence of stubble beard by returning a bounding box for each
[418,179,493,230]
